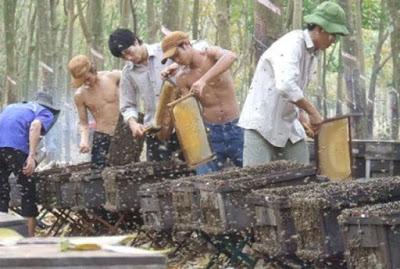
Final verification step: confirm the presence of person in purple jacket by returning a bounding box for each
[0,91,60,237]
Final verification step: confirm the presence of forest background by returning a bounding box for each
[0,0,399,163]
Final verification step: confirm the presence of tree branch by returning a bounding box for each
[76,0,92,46]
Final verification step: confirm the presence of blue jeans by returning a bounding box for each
[196,119,244,175]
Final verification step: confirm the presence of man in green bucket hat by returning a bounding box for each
[304,1,350,37]
[239,1,349,167]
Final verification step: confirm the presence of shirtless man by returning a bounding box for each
[161,31,243,174]
[68,55,121,169]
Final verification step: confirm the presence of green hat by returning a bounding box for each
[304,1,350,36]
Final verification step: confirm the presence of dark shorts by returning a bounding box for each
[196,119,244,175]
[0,147,38,217]
[91,131,112,170]
[146,132,180,162]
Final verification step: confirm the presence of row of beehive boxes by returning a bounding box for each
[139,160,400,268]
[23,160,193,211]
[12,139,397,210]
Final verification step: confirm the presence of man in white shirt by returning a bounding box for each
[238,1,349,166]
[108,29,180,161]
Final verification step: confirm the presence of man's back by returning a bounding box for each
[0,103,54,154]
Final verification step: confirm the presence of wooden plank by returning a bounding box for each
[0,240,165,268]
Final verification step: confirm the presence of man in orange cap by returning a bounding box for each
[161,31,244,175]
[68,55,121,169]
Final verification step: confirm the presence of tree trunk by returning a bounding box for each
[120,0,131,29]
[339,0,367,139]
[3,0,18,105]
[367,4,390,138]
[22,5,37,100]
[316,54,323,112]
[292,0,303,29]
[253,0,284,62]
[129,0,138,35]
[162,0,180,31]
[322,51,328,117]
[47,0,62,161]
[89,0,104,69]
[387,0,400,139]
[64,0,76,162]
[32,23,40,94]
[389,89,399,139]
[239,0,255,106]
[146,0,157,42]
[215,0,231,49]
[37,0,54,90]
[336,43,344,116]
[178,0,188,31]
[76,0,92,47]
[192,0,200,40]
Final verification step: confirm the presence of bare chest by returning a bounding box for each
[82,80,118,111]
[186,61,227,87]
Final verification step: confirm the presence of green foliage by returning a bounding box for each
[361,0,387,30]
[0,0,397,139]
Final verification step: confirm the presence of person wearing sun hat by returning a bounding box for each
[67,55,121,170]
[0,90,60,236]
[304,1,349,36]
[239,1,349,167]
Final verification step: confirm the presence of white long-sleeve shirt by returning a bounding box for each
[238,29,318,147]
[119,43,167,124]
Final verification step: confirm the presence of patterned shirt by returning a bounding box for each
[238,30,318,147]
[119,43,168,124]
[119,41,209,125]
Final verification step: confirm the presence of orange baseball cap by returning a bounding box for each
[68,55,91,88]
[161,31,189,64]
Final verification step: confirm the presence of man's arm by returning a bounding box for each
[23,120,42,176]
[161,63,179,79]
[74,92,90,153]
[270,38,323,132]
[191,46,237,95]
[294,99,323,132]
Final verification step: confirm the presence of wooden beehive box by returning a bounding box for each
[102,161,192,212]
[339,201,400,269]
[195,161,318,235]
[247,180,331,259]
[290,177,400,263]
[60,170,105,209]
